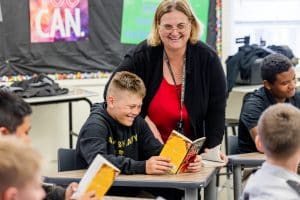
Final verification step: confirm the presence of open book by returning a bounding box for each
[71,154,120,199]
[159,130,206,174]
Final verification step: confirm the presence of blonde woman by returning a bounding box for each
[106,0,227,158]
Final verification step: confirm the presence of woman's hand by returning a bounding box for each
[219,150,228,163]
[145,115,164,144]
[204,148,229,164]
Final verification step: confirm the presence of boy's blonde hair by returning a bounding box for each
[258,103,300,159]
[147,0,201,46]
[106,71,146,99]
[0,136,42,193]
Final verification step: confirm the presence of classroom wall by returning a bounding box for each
[30,78,108,174]
[31,1,237,174]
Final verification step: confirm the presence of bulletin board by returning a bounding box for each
[0,0,219,76]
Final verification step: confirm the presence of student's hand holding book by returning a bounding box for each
[159,130,206,174]
[184,154,202,173]
[66,182,97,200]
[146,156,173,175]
[75,191,97,200]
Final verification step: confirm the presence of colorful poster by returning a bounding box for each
[121,0,209,44]
[30,0,88,43]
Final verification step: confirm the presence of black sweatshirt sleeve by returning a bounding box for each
[205,52,226,148]
[78,123,146,174]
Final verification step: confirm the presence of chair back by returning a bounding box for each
[228,135,239,155]
[57,148,78,172]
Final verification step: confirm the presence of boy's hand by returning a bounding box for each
[186,155,202,173]
[146,156,173,174]
[65,182,78,200]
[65,182,97,200]
[76,191,97,200]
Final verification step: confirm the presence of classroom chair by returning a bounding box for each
[57,148,78,172]
[224,118,239,155]
[228,135,239,155]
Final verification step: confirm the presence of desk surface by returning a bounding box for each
[228,152,265,166]
[229,152,300,167]
[45,167,218,189]
[25,88,98,104]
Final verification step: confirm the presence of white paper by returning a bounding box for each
[201,144,224,163]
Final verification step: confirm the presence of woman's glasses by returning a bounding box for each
[159,23,190,34]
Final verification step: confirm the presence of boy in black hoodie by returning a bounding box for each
[76,71,202,199]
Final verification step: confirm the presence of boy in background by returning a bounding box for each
[241,103,300,199]
[0,90,96,200]
[0,136,45,200]
[238,53,300,153]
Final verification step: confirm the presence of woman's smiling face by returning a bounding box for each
[158,10,191,51]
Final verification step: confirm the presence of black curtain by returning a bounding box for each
[0,0,217,76]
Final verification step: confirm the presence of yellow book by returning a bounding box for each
[160,130,206,174]
[71,154,120,199]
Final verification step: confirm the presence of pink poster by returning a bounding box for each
[30,0,89,43]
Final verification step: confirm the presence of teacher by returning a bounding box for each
[106,0,226,151]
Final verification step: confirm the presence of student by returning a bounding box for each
[238,53,300,153]
[241,103,300,199]
[0,136,46,200]
[0,90,96,200]
[76,71,202,199]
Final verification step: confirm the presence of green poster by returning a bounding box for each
[121,0,210,44]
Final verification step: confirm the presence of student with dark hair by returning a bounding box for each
[238,53,300,153]
[0,90,96,200]
[0,90,32,142]
[241,103,300,199]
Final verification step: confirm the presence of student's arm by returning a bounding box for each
[249,127,264,153]
[249,126,258,142]
[64,182,96,200]
[79,123,148,174]
[240,90,267,152]
[138,119,164,158]
[139,119,173,174]
[43,184,65,200]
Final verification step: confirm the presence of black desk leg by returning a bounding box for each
[68,98,92,149]
[69,102,73,149]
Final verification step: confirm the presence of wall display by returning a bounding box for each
[121,0,209,44]
[29,0,89,43]
[0,0,218,76]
